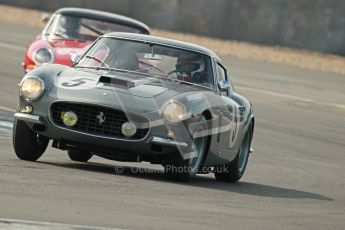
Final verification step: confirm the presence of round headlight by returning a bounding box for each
[33,48,54,65]
[121,122,137,137]
[20,77,45,100]
[162,101,187,123]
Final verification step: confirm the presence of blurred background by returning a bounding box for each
[1,0,344,56]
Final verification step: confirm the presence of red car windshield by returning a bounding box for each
[45,14,141,42]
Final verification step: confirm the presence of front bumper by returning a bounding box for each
[14,112,187,156]
[14,113,46,124]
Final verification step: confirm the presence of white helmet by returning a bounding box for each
[176,53,205,81]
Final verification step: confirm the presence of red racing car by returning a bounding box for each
[23,7,150,72]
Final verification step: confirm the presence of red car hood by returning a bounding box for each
[49,39,92,66]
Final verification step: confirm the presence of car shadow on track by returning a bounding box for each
[192,177,333,201]
[38,161,333,201]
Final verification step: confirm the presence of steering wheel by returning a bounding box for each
[139,60,165,74]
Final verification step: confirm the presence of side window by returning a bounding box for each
[216,64,226,82]
[216,63,229,96]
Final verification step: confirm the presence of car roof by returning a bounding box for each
[55,7,150,34]
[102,32,222,61]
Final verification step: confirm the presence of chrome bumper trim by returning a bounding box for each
[150,136,188,147]
[14,113,44,124]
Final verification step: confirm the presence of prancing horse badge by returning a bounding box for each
[96,112,106,125]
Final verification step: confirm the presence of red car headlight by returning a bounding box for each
[33,48,54,65]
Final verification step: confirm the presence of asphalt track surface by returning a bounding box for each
[0,22,344,230]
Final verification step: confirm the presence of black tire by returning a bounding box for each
[12,118,49,161]
[164,115,208,182]
[214,125,252,183]
[164,157,191,182]
[67,149,93,162]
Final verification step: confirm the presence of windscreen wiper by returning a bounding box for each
[84,55,110,69]
[80,22,104,36]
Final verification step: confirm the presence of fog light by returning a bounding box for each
[167,129,174,139]
[21,105,33,113]
[121,122,137,137]
[62,111,78,127]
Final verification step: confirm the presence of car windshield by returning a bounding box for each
[77,37,214,88]
[45,14,142,42]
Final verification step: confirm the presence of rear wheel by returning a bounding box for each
[67,149,93,162]
[12,118,49,161]
[164,115,208,182]
[214,125,252,183]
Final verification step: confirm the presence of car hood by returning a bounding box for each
[48,39,92,66]
[49,39,92,50]
[54,67,188,98]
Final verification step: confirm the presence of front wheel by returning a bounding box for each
[214,125,252,183]
[12,118,49,161]
[67,149,93,162]
[164,115,208,182]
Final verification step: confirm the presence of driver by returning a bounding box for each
[58,15,80,38]
[112,48,139,71]
[176,53,208,84]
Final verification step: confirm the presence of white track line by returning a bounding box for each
[237,86,345,110]
[0,121,13,128]
[0,41,25,51]
[0,218,127,230]
[0,106,16,113]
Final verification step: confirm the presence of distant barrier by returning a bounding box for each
[1,0,344,55]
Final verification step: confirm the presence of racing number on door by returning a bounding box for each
[228,104,240,148]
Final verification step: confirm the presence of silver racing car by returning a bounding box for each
[13,33,254,182]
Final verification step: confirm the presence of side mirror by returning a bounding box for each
[71,54,81,66]
[42,13,50,24]
[218,80,230,91]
